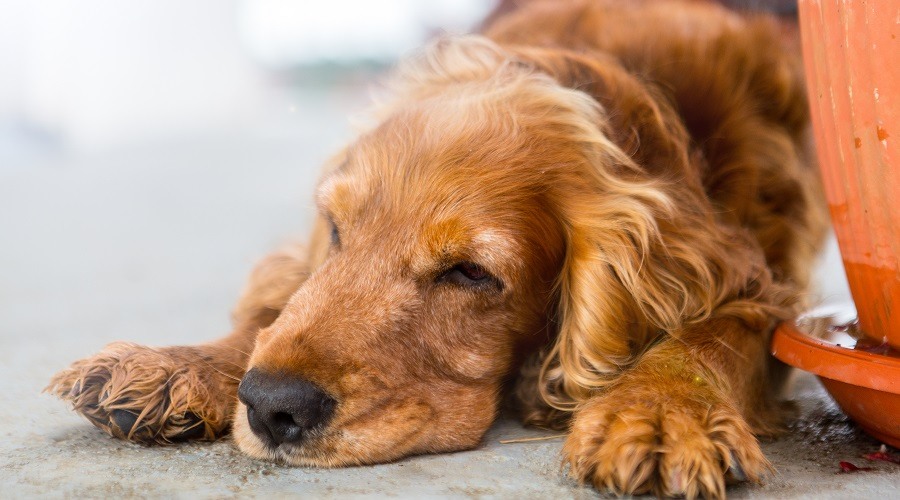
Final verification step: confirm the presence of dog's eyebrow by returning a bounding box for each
[315,175,350,216]
[471,229,512,251]
[423,222,512,270]
[315,178,335,210]
[315,151,354,207]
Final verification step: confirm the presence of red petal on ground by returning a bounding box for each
[839,461,874,473]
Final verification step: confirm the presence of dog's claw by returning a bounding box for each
[171,412,208,440]
[111,409,140,436]
[727,450,747,483]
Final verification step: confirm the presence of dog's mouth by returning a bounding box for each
[232,366,445,466]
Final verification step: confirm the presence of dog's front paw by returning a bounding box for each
[564,378,770,499]
[46,342,236,444]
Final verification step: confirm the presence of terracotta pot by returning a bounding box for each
[770,0,900,448]
[800,0,899,347]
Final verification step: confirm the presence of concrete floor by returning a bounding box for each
[1,84,898,498]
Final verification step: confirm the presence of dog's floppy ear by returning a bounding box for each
[506,48,790,410]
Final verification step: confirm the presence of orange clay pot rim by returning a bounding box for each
[771,322,900,394]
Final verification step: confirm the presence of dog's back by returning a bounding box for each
[486,0,828,290]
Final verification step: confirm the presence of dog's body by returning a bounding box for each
[49,1,826,497]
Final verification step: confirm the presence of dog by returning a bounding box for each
[48,0,827,497]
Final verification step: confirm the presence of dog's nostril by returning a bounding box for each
[272,411,296,427]
[238,368,336,446]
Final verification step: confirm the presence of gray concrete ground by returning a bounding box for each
[1,83,898,498]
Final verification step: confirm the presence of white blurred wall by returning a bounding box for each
[0,0,493,154]
[237,0,493,68]
[0,0,264,152]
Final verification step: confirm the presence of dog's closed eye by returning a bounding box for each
[329,219,340,248]
[437,262,503,290]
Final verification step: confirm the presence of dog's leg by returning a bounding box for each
[47,245,310,444]
[563,317,779,499]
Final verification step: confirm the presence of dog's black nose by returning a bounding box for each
[238,368,336,446]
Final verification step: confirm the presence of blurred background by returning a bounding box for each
[0,0,497,350]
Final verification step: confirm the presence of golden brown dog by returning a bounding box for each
[49,0,827,497]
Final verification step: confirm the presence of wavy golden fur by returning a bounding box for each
[48,1,826,497]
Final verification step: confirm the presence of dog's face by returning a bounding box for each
[231,38,619,466]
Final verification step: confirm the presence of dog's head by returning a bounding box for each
[232,36,685,465]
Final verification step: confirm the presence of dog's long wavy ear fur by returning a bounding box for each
[494,45,796,420]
